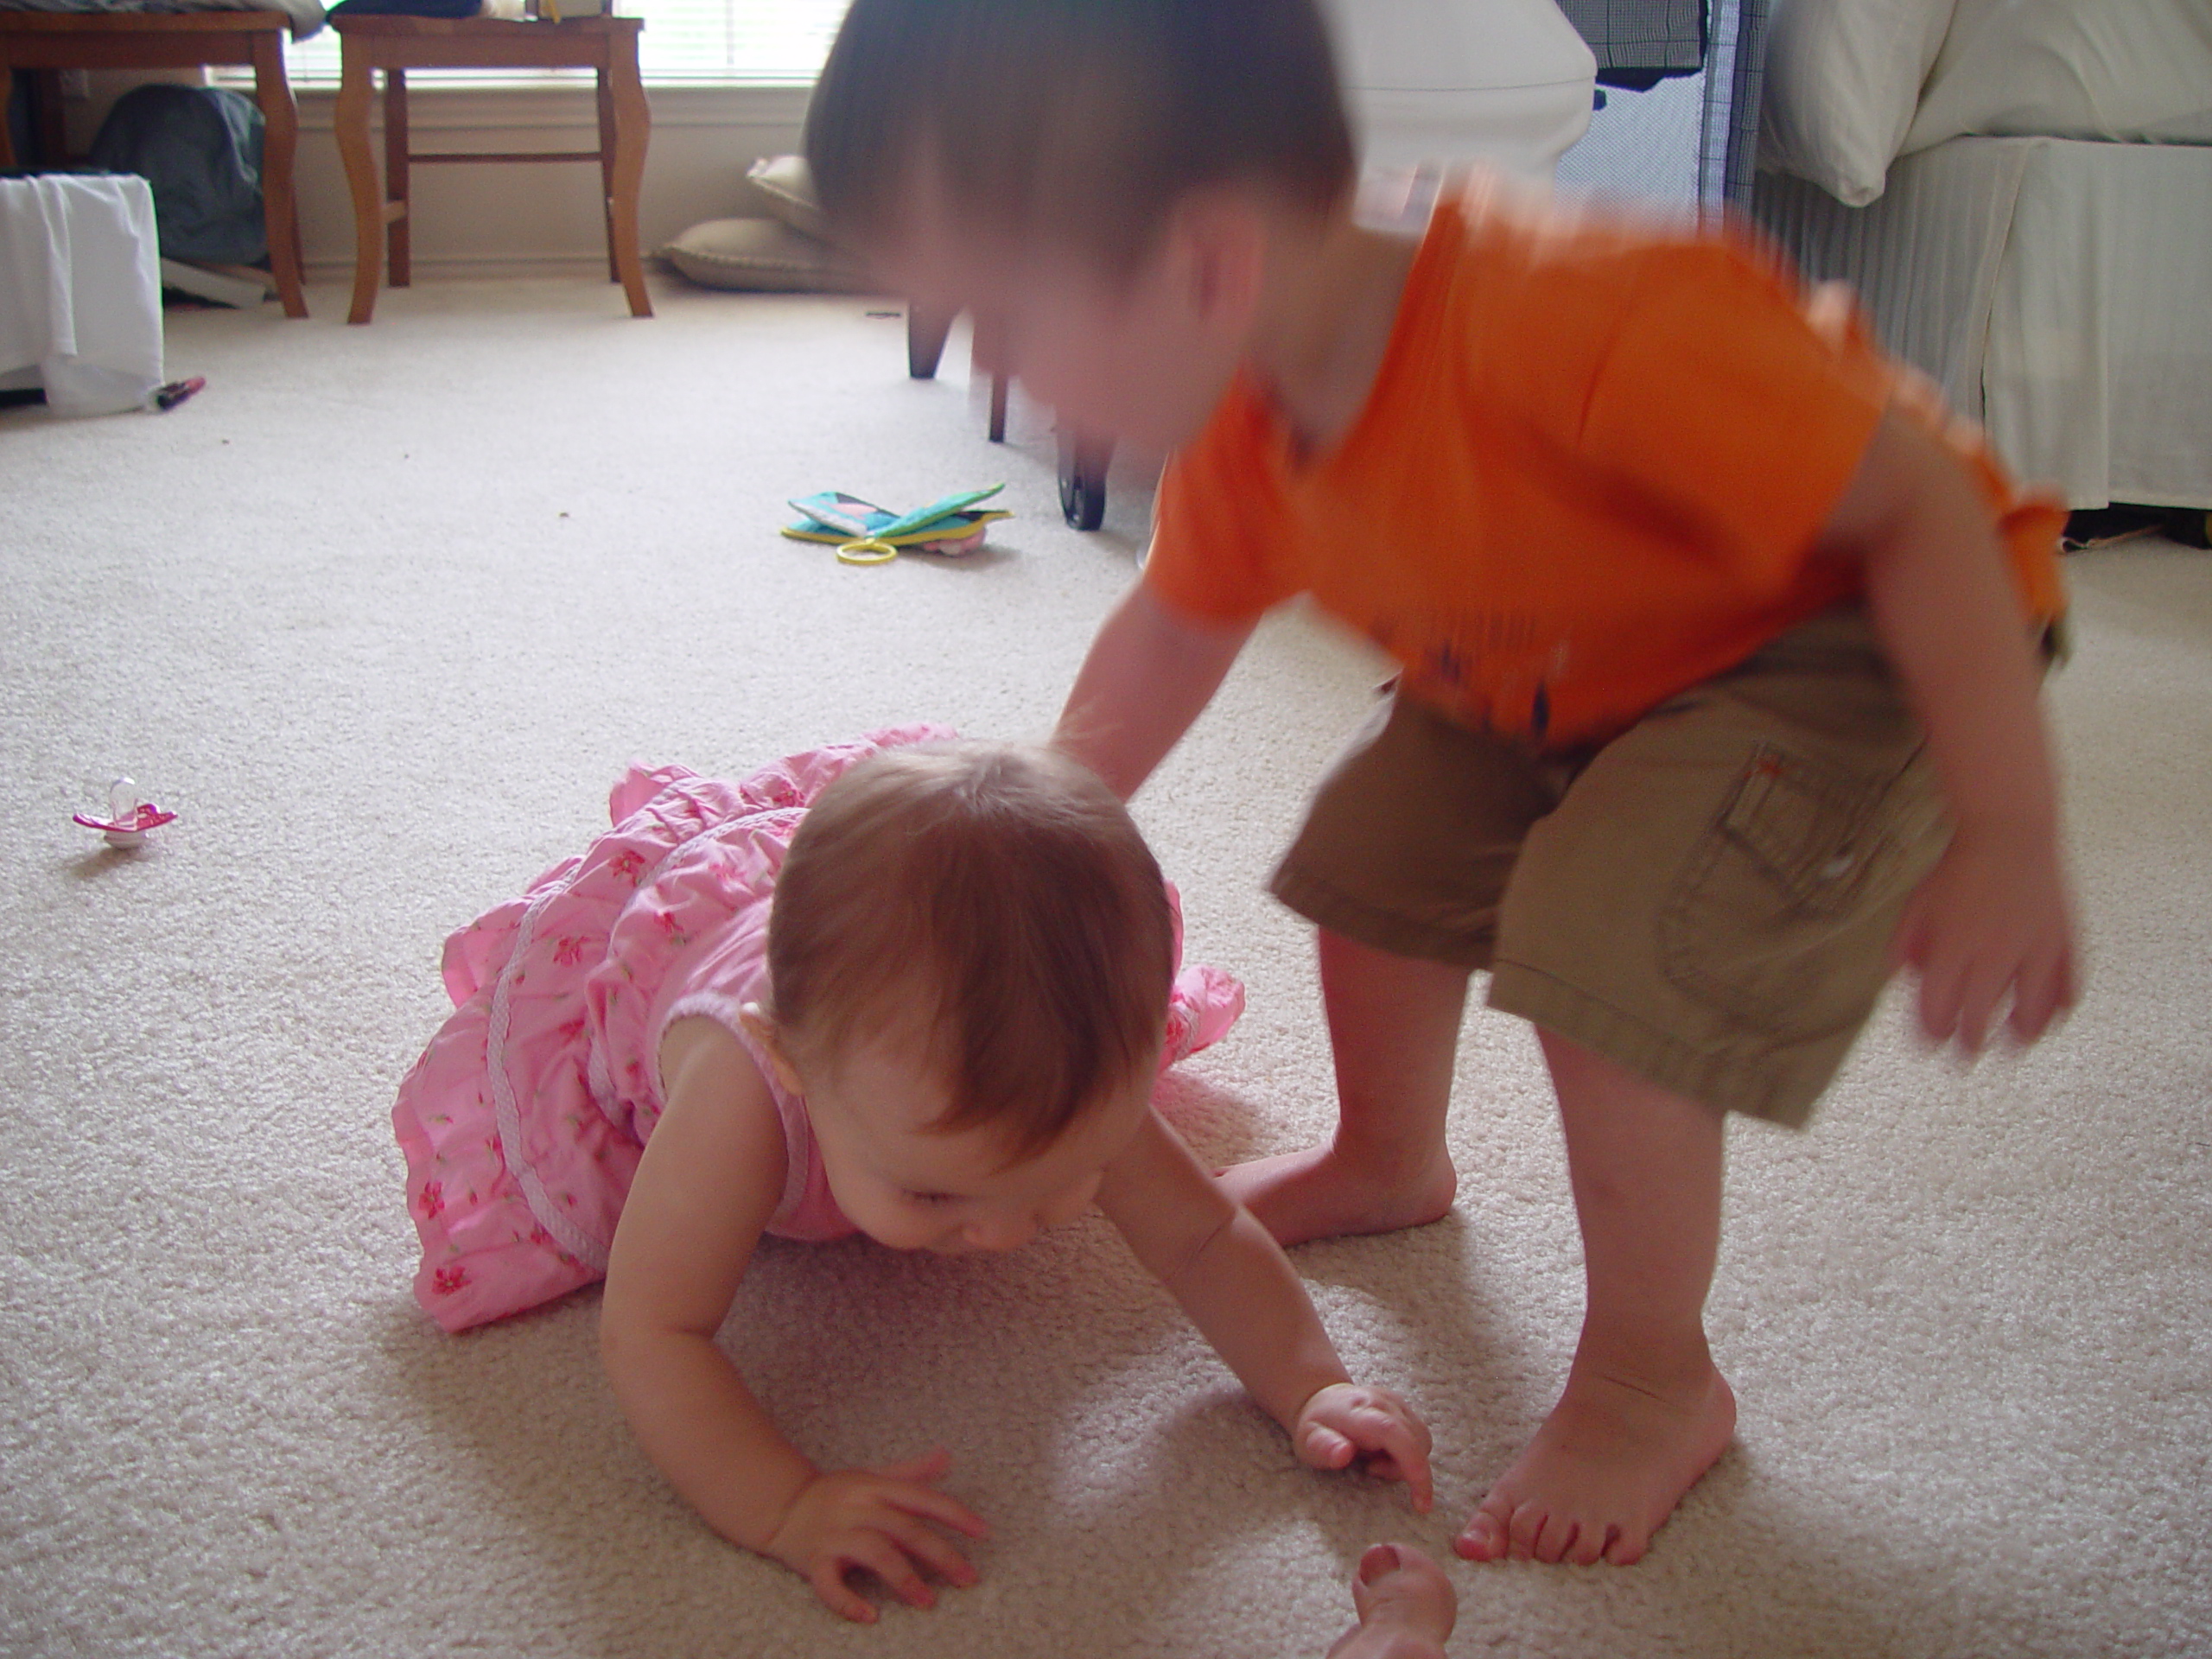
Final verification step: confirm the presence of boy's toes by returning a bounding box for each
[1601,1524,1650,1567]
[1508,1501,1553,1560]
[1452,1503,1511,1562]
[1351,1544,1457,1643]
[1530,1510,1583,1564]
[1355,1542,1410,1594]
[1514,1502,1653,1567]
[1562,1521,1615,1567]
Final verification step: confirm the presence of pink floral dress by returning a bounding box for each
[392,728,1245,1333]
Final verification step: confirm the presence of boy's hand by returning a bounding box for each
[1896,820,2078,1054]
[763,1450,988,1623]
[1294,1383,1435,1513]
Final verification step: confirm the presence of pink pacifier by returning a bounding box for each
[74,777,176,849]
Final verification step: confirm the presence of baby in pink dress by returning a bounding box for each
[393,728,1432,1621]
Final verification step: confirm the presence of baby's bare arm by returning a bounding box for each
[1100,1111,1348,1426]
[1053,581,1255,800]
[603,1020,988,1619]
[1097,1115,1430,1503]
[601,1019,816,1551]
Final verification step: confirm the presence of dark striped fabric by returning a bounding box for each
[1557,0,1705,82]
[1696,0,1770,209]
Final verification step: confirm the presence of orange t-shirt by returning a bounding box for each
[1144,177,2066,750]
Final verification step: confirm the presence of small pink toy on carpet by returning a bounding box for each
[73,777,174,849]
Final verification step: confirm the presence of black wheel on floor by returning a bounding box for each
[1058,429,1111,531]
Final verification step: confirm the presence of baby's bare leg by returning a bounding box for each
[1325,1544,1457,1659]
[1218,930,1465,1248]
[1459,1029,1735,1567]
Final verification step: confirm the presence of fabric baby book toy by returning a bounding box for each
[784,483,1010,563]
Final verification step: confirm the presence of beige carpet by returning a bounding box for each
[3,276,2208,1659]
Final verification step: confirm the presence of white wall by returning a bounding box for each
[67,75,812,280]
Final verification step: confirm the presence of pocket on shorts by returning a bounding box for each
[1658,744,1931,1033]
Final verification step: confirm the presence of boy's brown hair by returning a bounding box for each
[767,742,1175,1161]
[804,0,1356,272]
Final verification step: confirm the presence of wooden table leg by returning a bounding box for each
[334,47,382,323]
[968,314,1010,440]
[604,35,651,318]
[35,67,68,164]
[594,63,619,284]
[250,30,308,318]
[0,63,16,170]
[384,66,410,288]
[906,305,954,378]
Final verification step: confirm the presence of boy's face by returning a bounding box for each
[871,178,1263,453]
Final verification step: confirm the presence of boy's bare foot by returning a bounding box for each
[1454,1357,1735,1567]
[1325,1543,1458,1659]
[1217,1142,1457,1248]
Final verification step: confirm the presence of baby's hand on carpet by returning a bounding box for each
[1295,1383,1434,1513]
[764,1450,988,1623]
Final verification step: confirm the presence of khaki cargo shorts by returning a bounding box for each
[1270,606,1951,1124]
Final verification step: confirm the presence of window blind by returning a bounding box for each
[631,0,845,80]
[275,0,848,85]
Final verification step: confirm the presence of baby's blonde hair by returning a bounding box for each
[766,743,1174,1161]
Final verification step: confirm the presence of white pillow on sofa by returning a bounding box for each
[1758,0,1958,206]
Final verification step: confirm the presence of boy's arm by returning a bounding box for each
[1053,580,1255,800]
[1096,1110,1433,1510]
[601,1019,985,1620]
[1817,405,2078,1052]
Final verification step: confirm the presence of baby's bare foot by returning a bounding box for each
[1325,1543,1457,1659]
[1217,1142,1456,1248]
[1455,1358,1735,1567]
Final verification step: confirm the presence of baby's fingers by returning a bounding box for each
[1300,1398,1435,1511]
[1296,1421,1356,1471]
[878,1478,991,1541]
[835,1531,941,1616]
[1351,1408,1435,1513]
[868,1448,955,1486]
[877,1511,980,1590]
[808,1556,882,1624]
[862,1451,990,1539]
[1391,1434,1436,1514]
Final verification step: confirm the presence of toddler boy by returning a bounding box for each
[804,0,2075,1567]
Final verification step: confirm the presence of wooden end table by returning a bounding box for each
[331,12,651,324]
[0,9,308,319]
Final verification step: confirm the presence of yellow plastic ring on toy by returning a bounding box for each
[836,537,899,565]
